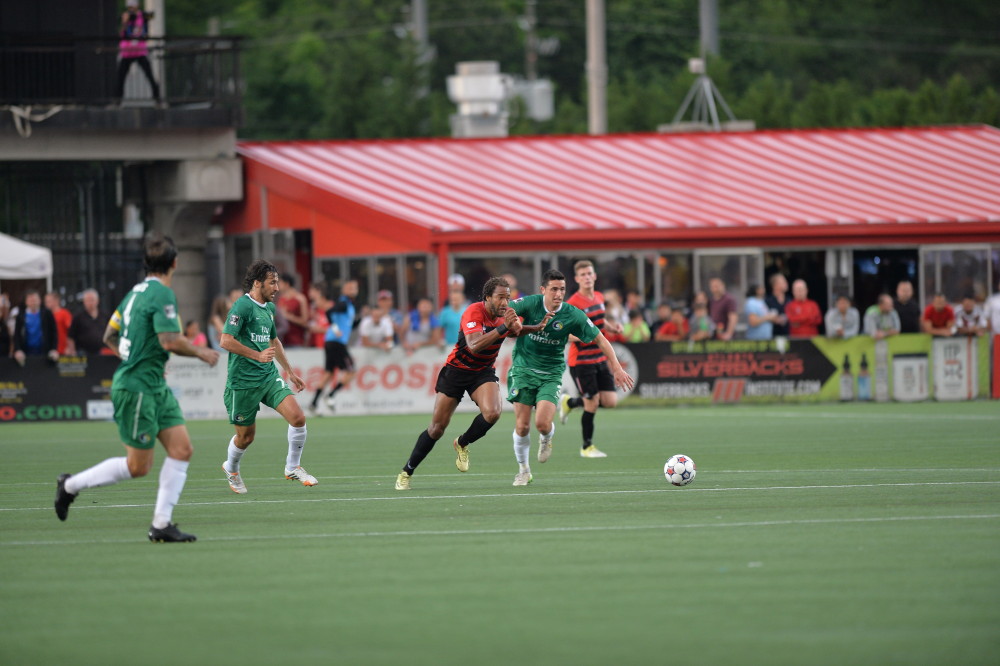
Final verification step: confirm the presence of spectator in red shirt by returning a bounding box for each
[45,292,72,355]
[708,277,738,341]
[654,306,689,342]
[785,279,822,338]
[921,292,956,337]
[277,273,310,348]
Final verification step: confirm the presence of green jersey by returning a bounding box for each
[109,278,181,392]
[223,294,279,389]
[510,294,599,376]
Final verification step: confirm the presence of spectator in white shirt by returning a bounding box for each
[825,294,860,339]
[358,306,395,351]
[955,295,988,337]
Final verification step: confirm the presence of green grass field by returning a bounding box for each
[1,402,998,665]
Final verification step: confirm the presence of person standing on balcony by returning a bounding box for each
[116,0,161,104]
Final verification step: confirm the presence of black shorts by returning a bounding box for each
[323,340,354,373]
[569,362,615,398]
[435,364,498,402]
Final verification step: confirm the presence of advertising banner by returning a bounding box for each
[627,339,835,404]
[933,336,978,401]
[624,334,992,406]
[0,355,117,423]
[892,354,929,402]
[993,335,1000,400]
[164,345,522,421]
[0,334,993,422]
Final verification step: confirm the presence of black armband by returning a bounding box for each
[495,323,508,336]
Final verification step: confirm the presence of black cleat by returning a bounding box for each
[148,523,197,543]
[54,474,77,521]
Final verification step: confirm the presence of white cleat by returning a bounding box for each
[285,466,318,486]
[537,436,553,463]
[513,470,533,486]
[223,464,248,494]
[580,445,608,458]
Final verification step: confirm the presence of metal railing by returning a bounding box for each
[0,36,242,108]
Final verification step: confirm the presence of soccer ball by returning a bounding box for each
[664,454,696,486]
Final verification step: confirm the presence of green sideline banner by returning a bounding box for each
[622,334,991,406]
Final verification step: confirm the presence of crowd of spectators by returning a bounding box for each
[596,276,1000,345]
[3,273,998,363]
[1,288,117,363]
[196,271,473,355]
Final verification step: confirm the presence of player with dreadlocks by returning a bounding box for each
[394,276,552,490]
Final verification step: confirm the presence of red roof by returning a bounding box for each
[233,125,1000,254]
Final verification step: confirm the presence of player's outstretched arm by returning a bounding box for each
[271,337,305,391]
[518,310,555,334]
[594,332,635,391]
[503,307,523,335]
[220,333,275,364]
[159,331,220,367]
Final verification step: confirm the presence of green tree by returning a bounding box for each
[858,87,914,127]
[972,87,1000,126]
[175,0,1000,139]
[792,80,859,128]
[733,73,794,129]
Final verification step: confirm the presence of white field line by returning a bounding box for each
[2,467,998,489]
[683,410,1000,421]
[2,480,998,514]
[3,513,998,547]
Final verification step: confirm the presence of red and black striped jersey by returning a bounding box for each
[445,301,509,372]
[566,290,607,366]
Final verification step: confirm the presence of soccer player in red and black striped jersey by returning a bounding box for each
[560,260,626,458]
[395,276,524,490]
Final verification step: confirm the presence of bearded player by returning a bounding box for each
[395,276,550,490]
[219,259,314,494]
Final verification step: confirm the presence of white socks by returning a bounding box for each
[64,457,131,495]
[540,424,555,442]
[285,425,307,471]
[64,456,187,529]
[513,431,531,471]
[152,457,189,529]
[224,437,245,473]
[225,425,307,475]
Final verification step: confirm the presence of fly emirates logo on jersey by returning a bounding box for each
[527,331,563,345]
[249,324,270,345]
[528,316,594,345]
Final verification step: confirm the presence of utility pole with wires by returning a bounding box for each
[585,0,607,135]
[523,0,538,81]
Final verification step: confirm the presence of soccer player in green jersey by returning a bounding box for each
[54,232,220,542]
[219,260,313,494]
[507,269,634,486]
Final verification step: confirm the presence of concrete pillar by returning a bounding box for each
[145,157,242,326]
[150,201,217,327]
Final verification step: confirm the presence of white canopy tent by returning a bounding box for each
[0,232,53,290]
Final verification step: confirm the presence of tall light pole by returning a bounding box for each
[524,0,538,81]
[699,0,719,58]
[585,0,607,135]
